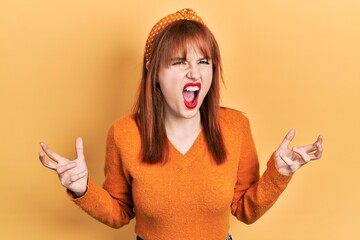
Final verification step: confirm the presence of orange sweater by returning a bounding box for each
[70,108,291,240]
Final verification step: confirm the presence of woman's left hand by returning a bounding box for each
[275,129,323,176]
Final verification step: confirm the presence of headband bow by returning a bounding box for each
[144,8,205,62]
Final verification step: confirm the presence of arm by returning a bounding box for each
[231,119,292,224]
[230,118,323,224]
[69,126,135,228]
[39,127,135,228]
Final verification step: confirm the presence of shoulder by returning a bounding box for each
[218,107,252,142]
[219,107,250,128]
[111,114,138,131]
[218,107,254,157]
[108,114,140,142]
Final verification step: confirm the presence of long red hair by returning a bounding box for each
[133,20,227,164]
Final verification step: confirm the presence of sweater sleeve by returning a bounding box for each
[230,118,292,224]
[67,125,135,228]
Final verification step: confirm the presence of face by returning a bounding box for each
[157,47,213,121]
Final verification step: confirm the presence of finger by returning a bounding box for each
[316,135,323,150]
[279,152,294,167]
[56,161,77,174]
[70,170,88,182]
[40,142,63,163]
[298,143,317,153]
[293,147,311,163]
[62,170,87,186]
[75,137,84,159]
[279,129,296,150]
[280,152,301,173]
[39,152,57,170]
[298,134,324,153]
[304,135,324,159]
[314,139,324,159]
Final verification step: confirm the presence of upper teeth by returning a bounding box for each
[185,86,199,92]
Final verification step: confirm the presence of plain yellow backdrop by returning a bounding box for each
[1,0,359,239]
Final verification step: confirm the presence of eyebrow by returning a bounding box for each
[199,57,210,61]
[170,57,210,61]
[170,57,186,61]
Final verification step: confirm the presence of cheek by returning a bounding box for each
[160,85,175,99]
[158,70,184,94]
[202,72,213,93]
[158,76,178,102]
[158,73,170,92]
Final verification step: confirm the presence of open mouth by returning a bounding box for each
[182,83,201,109]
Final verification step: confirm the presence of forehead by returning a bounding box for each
[172,45,207,58]
[166,36,212,60]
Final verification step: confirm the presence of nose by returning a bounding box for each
[186,65,200,81]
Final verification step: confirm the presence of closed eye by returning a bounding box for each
[171,59,186,65]
[199,60,209,64]
[198,58,210,64]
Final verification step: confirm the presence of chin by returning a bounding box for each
[181,108,201,119]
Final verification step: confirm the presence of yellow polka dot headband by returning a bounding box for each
[144,8,205,62]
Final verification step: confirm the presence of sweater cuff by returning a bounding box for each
[66,176,94,203]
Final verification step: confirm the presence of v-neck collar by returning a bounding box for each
[168,130,204,160]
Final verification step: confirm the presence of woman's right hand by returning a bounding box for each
[39,137,88,197]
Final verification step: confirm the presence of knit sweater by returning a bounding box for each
[69,107,291,240]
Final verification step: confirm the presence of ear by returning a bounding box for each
[145,61,150,71]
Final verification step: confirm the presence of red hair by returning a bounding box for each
[133,20,227,164]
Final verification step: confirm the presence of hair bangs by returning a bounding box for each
[158,20,217,67]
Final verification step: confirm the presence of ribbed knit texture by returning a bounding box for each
[69,108,291,240]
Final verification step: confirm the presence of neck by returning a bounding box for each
[164,111,202,137]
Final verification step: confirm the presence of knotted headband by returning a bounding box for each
[144,8,205,62]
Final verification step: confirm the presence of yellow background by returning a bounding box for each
[1,0,359,239]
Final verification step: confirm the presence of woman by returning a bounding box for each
[39,8,323,240]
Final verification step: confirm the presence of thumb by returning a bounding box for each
[75,137,84,159]
[279,129,296,150]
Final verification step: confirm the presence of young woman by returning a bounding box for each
[39,8,323,240]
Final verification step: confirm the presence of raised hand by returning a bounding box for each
[39,137,88,197]
[275,129,323,176]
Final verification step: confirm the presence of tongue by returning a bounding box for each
[183,91,195,103]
